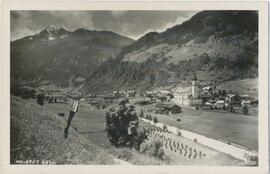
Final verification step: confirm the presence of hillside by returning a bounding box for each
[10,96,167,165]
[11,26,134,88]
[10,96,115,164]
[85,11,258,93]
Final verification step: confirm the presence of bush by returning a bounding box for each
[243,105,249,115]
[140,138,165,160]
[145,114,149,120]
[101,103,107,109]
[139,108,144,118]
[163,125,167,131]
[153,117,158,123]
[145,114,152,121]
[115,149,132,161]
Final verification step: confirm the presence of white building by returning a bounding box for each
[191,81,200,99]
[173,81,202,106]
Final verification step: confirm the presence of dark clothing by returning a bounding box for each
[64,111,76,138]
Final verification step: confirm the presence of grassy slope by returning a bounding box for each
[139,121,243,166]
[10,96,165,165]
[10,96,115,164]
[216,78,258,99]
[44,100,166,165]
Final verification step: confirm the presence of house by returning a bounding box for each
[96,94,105,99]
[113,91,126,98]
[173,91,192,106]
[214,100,226,109]
[157,90,170,97]
[104,93,116,99]
[202,86,213,95]
[127,90,136,97]
[53,95,67,103]
[155,103,182,114]
[20,86,37,98]
[190,98,203,106]
[136,98,153,105]
[241,95,252,105]
[227,94,242,106]
[144,91,158,98]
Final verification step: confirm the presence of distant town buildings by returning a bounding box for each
[173,80,203,106]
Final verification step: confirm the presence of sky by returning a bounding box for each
[10,11,197,41]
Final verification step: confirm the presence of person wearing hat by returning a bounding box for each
[64,98,80,138]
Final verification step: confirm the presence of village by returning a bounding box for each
[18,79,258,148]
[75,79,258,116]
[19,78,259,119]
[7,8,266,170]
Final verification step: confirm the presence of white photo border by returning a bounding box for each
[1,1,268,174]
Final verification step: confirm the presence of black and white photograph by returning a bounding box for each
[1,1,269,173]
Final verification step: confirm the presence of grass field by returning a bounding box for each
[140,121,243,166]
[136,104,258,151]
[10,96,115,165]
[10,96,247,165]
[10,96,165,165]
[216,78,258,99]
[45,99,246,165]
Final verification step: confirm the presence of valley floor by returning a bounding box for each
[136,104,258,151]
[10,96,252,166]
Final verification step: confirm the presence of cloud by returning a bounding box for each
[11,11,94,40]
[11,10,198,41]
[128,15,191,40]
[11,11,40,40]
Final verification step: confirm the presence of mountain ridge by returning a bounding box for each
[10,11,258,94]
[11,26,135,88]
[84,10,258,93]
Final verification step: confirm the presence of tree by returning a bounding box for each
[139,108,144,118]
[105,103,147,150]
[243,105,249,115]
[149,114,152,121]
[153,117,158,123]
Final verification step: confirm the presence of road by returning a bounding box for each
[135,104,258,151]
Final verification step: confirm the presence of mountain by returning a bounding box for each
[11,26,134,88]
[84,11,258,93]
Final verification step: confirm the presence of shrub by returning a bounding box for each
[243,105,248,115]
[101,103,107,109]
[153,117,158,123]
[140,138,165,160]
[115,149,132,161]
[163,125,167,131]
[139,108,144,118]
[145,114,149,120]
[248,155,258,166]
